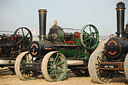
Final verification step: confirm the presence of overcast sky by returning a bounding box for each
[0,0,128,36]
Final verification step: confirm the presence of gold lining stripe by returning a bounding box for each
[45,48,52,50]
[116,8,125,10]
[38,10,47,13]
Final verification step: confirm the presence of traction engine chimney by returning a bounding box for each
[38,9,47,40]
[116,2,125,37]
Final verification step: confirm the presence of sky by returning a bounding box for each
[0,0,128,36]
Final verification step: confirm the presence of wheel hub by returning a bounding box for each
[54,65,57,69]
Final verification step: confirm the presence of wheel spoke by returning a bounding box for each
[49,62,54,66]
[57,60,65,66]
[52,56,55,64]
[50,70,55,78]
[55,56,61,65]
[17,32,30,47]
[20,70,24,74]
[48,67,54,72]
[17,37,24,44]
[21,28,25,37]
[28,59,32,62]
[27,55,32,63]
[55,71,58,79]
[84,37,90,41]
[22,60,27,63]
[25,32,30,37]
[49,57,54,65]
[56,69,64,73]
[97,56,102,62]
[89,38,92,48]
[54,53,59,64]
[23,39,25,49]
[83,31,89,35]
[97,71,102,77]
[89,25,92,34]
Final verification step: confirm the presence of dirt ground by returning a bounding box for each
[0,67,128,85]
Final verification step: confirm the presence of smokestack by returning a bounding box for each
[116,2,125,37]
[38,9,47,40]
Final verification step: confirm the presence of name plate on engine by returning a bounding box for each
[22,63,41,71]
[99,62,124,70]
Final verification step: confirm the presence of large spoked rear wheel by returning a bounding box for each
[41,51,67,82]
[124,54,128,80]
[15,51,36,80]
[88,49,113,84]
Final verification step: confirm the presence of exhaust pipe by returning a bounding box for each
[116,2,125,37]
[38,9,47,40]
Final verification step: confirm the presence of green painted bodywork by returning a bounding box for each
[52,24,99,61]
[74,37,81,45]
[57,48,80,57]
[57,30,64,41]
[56,46,90,61]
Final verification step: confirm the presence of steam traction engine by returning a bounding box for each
[0,27,32,70]
[14,9,99,81]
[88,2,128,84]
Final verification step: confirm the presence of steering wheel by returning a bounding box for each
[14,27,32,50]
[80,24,99,50]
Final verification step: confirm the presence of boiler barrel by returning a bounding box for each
[105,38,128,58]
[29,40,54,57]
